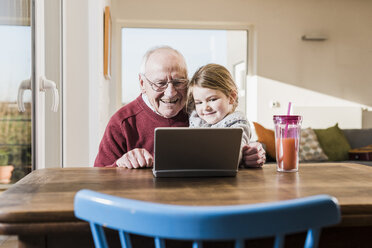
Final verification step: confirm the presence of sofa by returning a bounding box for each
[341,128,372,166]
[252,122,372,166]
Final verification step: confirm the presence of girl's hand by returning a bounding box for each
[242,142,266,168]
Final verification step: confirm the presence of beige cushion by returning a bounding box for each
[300,128,328,162]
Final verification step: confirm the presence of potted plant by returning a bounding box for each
[0,150,14,184]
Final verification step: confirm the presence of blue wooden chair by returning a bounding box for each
[74,190,340,248]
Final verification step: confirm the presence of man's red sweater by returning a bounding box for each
[94,95,189,167]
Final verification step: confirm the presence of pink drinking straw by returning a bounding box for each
[284,102,292,138]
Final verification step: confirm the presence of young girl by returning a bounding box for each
[187,63,252,165]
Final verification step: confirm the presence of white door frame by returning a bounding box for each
[32,0,46,169]
[32,0,62,169]
[44,0,63,168]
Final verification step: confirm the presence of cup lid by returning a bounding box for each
[273,115,302,121]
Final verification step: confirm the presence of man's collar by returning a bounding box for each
[142,94,161,115]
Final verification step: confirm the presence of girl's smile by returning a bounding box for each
[192,86,234,124]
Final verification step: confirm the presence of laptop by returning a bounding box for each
[153,127,243,177]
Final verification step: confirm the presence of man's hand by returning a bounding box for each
[116,148,153,169]
[242,142,266,168]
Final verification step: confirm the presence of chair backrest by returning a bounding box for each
[74,190,341,248]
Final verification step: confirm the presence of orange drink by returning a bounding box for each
[273,115,302,172]
[276,138,297,171]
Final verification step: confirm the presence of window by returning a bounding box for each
[121,28,247,113]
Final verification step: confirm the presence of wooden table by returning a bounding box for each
[1,163,372,247]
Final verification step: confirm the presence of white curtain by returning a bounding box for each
[0,0,30,26]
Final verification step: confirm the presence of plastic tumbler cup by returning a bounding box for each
[273,115,303,172]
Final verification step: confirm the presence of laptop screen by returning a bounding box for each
[153,128,243,177]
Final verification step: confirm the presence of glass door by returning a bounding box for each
[0,0,61,186]
[0,0,32,184]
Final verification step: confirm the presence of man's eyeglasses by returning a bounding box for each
[141,74,188,92]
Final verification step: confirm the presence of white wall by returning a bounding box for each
[63,0,372,166]
[256,76,369,129]
[111,0,372,129]
[363,110,372,129]
[63,0,111,167]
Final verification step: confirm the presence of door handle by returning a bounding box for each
[17,77,59,112]
[17,79,31,112]
[40,76,59,112]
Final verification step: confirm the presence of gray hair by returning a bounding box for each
[139,46,187,75]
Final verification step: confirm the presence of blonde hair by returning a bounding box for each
[187,63,238,113]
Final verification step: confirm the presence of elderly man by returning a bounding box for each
[94,46,265,168]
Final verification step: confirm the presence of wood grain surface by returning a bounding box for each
[1,163,372,229]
